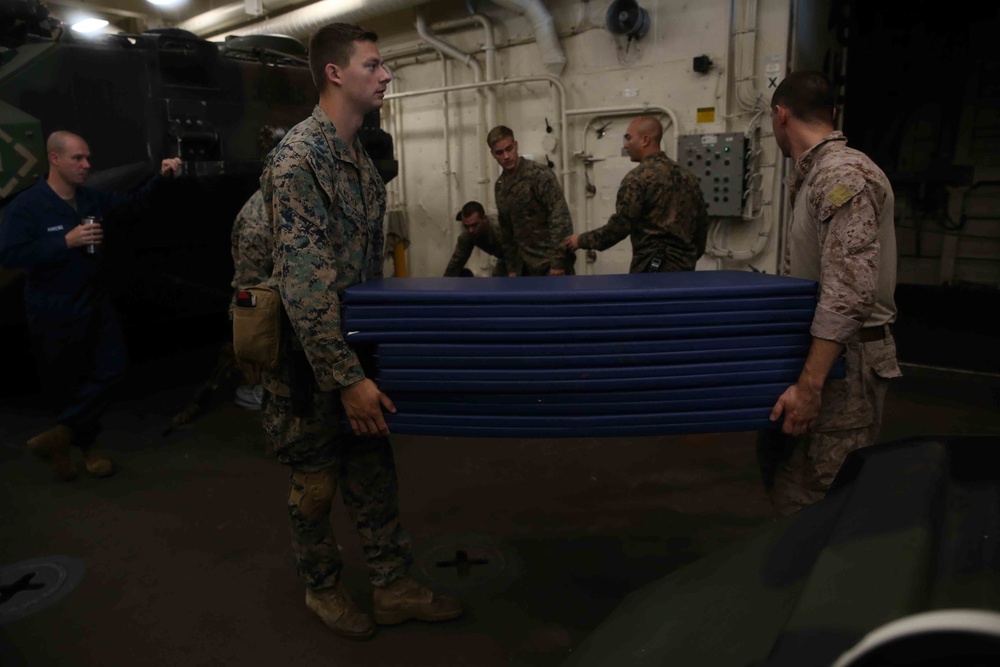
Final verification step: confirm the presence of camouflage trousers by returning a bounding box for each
[756,333,902,518]
[261,390,412,589]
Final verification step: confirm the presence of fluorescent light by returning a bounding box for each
[146,0,183,6]
[71,18,109,33]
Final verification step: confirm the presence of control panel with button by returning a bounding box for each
[677,132,747,217]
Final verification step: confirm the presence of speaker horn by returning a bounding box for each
[605,0,650,40]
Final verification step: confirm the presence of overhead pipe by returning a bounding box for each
[428,13,498,132]
[491,0,567,75]
[199,0,436,39]
[190,0,563,83]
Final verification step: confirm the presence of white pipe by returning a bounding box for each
[566,105,681,157]
[384,75,570,198]
[178,3,251,35]
[414,13,489,207]
[491,0,567,76]
[440,56,453,241]
[430,13,498,132]
[205,0,436,39]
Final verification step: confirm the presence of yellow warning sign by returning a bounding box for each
[697,107,715,123]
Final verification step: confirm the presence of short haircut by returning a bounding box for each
[486,125,514,149]
[46,130,83,156]
[308,22,378,93]
[632,116,663,144]
[770,71,835,125]
[456,200,486,221]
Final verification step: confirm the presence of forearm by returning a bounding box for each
[579,214,631,251]
[797,337,844,393]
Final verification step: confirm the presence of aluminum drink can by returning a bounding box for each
[82,216,98,254]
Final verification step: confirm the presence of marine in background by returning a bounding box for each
[443,200,507,277]
[488,125,575,276]
[565,116,708,273]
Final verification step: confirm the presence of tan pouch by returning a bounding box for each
[232,284,282,372]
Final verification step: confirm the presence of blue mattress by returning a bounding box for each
[375,343,811,369]
[385,382,791,405]
[344,295,818,319]
[347,322,813,343]
[344,308,815,332]
[389,394,780,416]
[377,358,806,383]
[340,271,826,438]
[387,407,771,427]
[342,271,817,304]
[378,368,805,393]
[371,417,777,438]
[374,334,813,360]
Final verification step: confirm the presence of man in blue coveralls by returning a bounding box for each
[0,131,182,481]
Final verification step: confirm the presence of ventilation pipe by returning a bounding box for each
[198,0,437,39]
[491,0,566,75]
[414,13,490,206]
[187,0,564,79]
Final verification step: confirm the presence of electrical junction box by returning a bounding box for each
[677,132,747,217]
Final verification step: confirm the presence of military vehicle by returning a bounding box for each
[0,0,396,391]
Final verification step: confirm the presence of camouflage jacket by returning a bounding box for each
[577,152,708,273]
[784,132,897,344]
[229,188,271,316]
[261,105,386,392]
[443,221,507,276]
[494,158,575,275]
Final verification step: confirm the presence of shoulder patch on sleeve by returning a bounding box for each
[809,169,866,222]
[826,184,854,207]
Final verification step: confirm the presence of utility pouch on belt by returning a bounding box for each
[232,284,282,371]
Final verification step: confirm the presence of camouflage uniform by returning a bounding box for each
[576,152,708,273]
[443,221,507,276]
[228,188,271,316]
[259,105,411,589]
[757,132,903,517]
[494,158,575,275]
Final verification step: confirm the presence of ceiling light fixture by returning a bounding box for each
[71,18,109,33]
[146,0,185,6]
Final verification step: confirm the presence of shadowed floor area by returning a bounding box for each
[1,316,998,665]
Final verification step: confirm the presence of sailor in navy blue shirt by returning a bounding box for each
[0,130,182,481]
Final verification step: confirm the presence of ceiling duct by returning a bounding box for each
[181,0,565,76]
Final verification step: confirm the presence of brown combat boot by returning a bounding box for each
[81,447,115,478]
[373,577,463,625]
[305,583,376,640]
[27,425,78,481]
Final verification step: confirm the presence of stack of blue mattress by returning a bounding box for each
[342,270,835,438]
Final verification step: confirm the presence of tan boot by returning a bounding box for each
[373,577,463,625]
[81,448,115,478]
[27,425,78,481]
[305,583,375,640]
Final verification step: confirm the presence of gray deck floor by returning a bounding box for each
[2,343,998,666]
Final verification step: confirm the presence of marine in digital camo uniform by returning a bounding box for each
[757,71,902,518]
[229,188,270,313]
[488,125,575,276]
[566,116,708,273]
[258,22,460,640]
[443,200,507,277]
